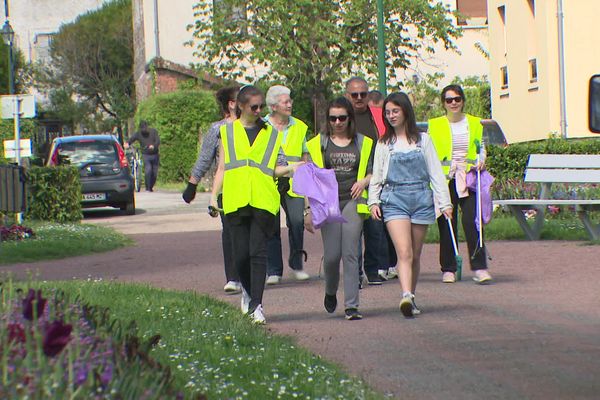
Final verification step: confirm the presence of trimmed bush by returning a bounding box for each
[486,137,600,182]
[26,166,82,222]
[135,90,219,182]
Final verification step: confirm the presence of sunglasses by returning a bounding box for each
[250,103,266,111]
[350,92,368,99]
[445,96,463,104]
[329,115,349,122]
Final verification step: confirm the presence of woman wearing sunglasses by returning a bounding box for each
[210,85,300,324]
[428,84,492,285]
[368,92,452,318]
[304,97,374,321]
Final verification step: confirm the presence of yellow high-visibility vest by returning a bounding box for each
[221,120,282,215]
[428,114,483,179]
[279,117,308,198]
[306,133,373,217]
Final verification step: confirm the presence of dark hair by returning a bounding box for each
[325,97,356,139]
[440,84,466,110]
[368,90,384,104]
[236,85,266,129]
[139,120,148,132]
[216,85,240,117]
[380,92,420,145]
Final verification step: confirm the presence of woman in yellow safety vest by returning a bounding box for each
[210,85,300,325]
[305,97,373,321]
[428,84,492,285]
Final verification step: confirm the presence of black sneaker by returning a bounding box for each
[324,294,337,313]
[366,274,383,285]
[344,308,363,320]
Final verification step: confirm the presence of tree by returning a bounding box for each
[189,0,460,130]
[38,0,134,134]
[0,41,31,94]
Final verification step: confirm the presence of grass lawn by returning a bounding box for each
[0,221,132,265]
[33,280,384,400]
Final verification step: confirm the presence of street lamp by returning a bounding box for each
[1,19,15,94]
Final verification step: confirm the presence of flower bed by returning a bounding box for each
[0,283,206,399]
[0,225,35,241]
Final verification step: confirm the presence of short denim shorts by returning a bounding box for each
[380,182,436,225]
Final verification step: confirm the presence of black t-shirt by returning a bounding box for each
[324,138,361,205]
[355,110,378,142]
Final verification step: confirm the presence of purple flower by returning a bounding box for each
[22,289,47,321]
[75,366,89,386]
[100,363,113,386]
[43,320,73,357]
[7,322,26,343]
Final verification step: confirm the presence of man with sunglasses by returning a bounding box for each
[264,85,311,285]
[345,77,396,286]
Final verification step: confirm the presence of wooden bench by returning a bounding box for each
[494,154,600,240]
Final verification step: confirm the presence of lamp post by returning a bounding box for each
[1,19,15,95]
[376,0,386,96]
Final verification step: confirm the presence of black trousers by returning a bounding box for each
[142,153,159,190]
[218,194,237,282]
[229,213,270,312]
[363,217,396,277]
[436,179,487,272]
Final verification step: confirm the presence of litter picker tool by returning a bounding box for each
[472,139,485,261]
[446,217,462,281]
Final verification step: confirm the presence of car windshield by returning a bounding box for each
[57,140,118,168]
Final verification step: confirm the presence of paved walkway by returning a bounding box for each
[3,191,599,399]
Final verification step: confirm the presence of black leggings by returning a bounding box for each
[436,179,487,272]
[229,214,269,313]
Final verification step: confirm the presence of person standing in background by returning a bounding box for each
[264,85,311,285]
[126,120,160,192]
[182,85,241,294]
[345,77,396,285]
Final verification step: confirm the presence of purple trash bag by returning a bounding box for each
[292,163,346,229]
[466,168,495,230]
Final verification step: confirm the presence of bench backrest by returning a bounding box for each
[524,154,600,183]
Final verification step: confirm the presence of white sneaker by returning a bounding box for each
[291,269,310,281]
[250,304,266,324]
[223,281,242,294]
[387,267,398,279]
[240,289,251,314]
[378,269,389,281]
[266,275,282,285]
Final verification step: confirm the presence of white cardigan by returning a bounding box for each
[367,133,452,216]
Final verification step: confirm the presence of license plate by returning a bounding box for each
[82,193,106,201]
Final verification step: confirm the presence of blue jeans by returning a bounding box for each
[267,194,305,276]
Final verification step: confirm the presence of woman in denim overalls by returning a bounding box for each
[368,93,452,318]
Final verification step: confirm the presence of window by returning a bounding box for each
[498,5,507,56]
[589,75,600,133]
[529,59,538,83]
[501,66,509,89]
[33,33,54,64]
[527,0,535,17]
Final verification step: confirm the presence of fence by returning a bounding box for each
[0,164,27,213]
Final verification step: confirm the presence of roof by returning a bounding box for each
[53,135,119,144]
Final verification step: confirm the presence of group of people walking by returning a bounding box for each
[183,77,492,324]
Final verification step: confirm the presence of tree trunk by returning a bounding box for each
[312,88,328,134]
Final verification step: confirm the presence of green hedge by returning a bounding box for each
[135,90,219,182]
[486,137,600,182]
[26,166,82,222]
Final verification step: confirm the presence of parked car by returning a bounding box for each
[416,119,509,146]
[47,135,135,215]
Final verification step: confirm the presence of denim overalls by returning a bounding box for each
[380,143,436,225]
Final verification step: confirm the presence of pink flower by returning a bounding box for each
[43,320,73,357]
[22,289,47,321]
[7,322,26,343]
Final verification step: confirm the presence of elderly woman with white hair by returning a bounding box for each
[264,85,311,285]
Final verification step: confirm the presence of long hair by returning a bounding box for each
[440,84,466,112]
[380,92,420,145]
[216,85,240,118]
[236,85,266,129]
[325,97,356,139]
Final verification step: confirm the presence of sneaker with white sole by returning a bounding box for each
[291,269,310,281]
[266,275,282,285]
[378,269,389,281]
[473,269,492,285]
[249,304,266,324]
[387,267,398,279]
[223,281,242,294]
[400,294,414,318]
[442,272,456,283]
[240,289,251,314]
[411,295,421,316]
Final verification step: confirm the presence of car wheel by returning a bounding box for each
[121,197,135,215]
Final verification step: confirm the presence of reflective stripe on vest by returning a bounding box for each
[428,114,483,180]
[221,120,282,215]
[306,133,373,217]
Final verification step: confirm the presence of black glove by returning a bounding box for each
[182,182,198,203]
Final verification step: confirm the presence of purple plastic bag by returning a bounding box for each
[292,163,346,229]
[466,168,495,230]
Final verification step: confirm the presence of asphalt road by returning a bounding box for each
[4,190,600,399]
